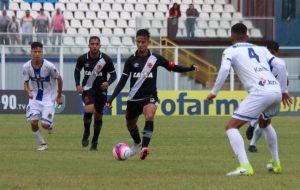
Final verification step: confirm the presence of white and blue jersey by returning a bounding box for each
[211,42,288,121]
[23,59,59,105]
[23,59,60,124]
[211,42,282,95]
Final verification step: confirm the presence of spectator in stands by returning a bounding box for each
[7,15,20,45]
[51,8,66,51]
[185,4,199,38]
[0,0,9,10]
[0,9,10,45]
[35,8,50,45]
[168,2,181,39]
[21,10,35,45]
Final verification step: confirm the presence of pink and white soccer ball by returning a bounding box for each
[112,143,131,161]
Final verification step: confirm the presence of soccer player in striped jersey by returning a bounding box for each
[23,42,63,151]
[106,29,198,160]
[74,36,117,151]
[246,41,290,153]
[206,24,292,176]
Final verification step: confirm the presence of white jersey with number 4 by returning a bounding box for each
[23,59,59,105]
[211,42,285,95]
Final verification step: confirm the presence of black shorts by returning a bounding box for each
[126,96,159,120]
[82,89,107,114]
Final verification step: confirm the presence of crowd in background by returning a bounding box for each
[0,1,200,46]
[0,5,66,46]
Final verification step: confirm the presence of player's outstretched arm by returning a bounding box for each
[56,75,63,105]
[172,64,198,73]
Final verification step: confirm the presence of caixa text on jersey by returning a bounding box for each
[84,71,103,76]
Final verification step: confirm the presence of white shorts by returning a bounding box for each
[233,92,282,121]
[26,100,55,125]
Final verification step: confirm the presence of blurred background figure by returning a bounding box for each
[21,10,35,45]
[185,4,199,38]
[168,3,181,39]
[51,8,66,51]
[35,8,50,45]
[0,9,10,45]
[7,15,20,45]
[0,0,9,10]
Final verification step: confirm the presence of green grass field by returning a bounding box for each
[0,115,299,190]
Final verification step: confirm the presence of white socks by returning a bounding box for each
[250,127,263,146]
[262,124,279,162]
[34,129,46,145]
[226,128,249,165]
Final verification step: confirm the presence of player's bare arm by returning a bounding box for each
[76,85,83,94]
[24,81,33,99]
[56,75,63,105]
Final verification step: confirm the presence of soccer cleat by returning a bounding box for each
[248,145,258,152]
[266,160,282,174]
[48,125,54,134]
[90,143,98,151]
[140,147,150,160]
[37,144,47,151]
[246,125,255,140]
[129,142,142,157]
[82,132,89,147]
[226,163,254,176]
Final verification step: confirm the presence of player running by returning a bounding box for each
[23,41,63,151]
[74,36,117,151]
[105,29,198,160]
[206,23,292,176]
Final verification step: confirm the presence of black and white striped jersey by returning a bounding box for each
[74,52,116,91]
[108,50,195,102]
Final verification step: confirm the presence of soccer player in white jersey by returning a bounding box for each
[23,42,63,151]
[206,23,292,176]
[246,41,290,153]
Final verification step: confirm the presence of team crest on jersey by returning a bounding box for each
[44,65,49,71]
[147,62,153,68]
[97,64,103,70]
[133,63,139,68]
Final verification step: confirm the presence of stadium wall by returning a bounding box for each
[1,90,299,116]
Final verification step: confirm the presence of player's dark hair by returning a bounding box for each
[231,23,247,35]
[267,41,279,51]
[31,41,43,49]
[136,29,150,39]
[89,36,100,43]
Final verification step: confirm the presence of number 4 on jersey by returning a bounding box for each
[248,48,260,63]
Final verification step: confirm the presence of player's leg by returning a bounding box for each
[81,90,95,147]
[225,118,254,176]
[140,101,158,160]
[90,112,102,151]
[248,125,263,152]
[126,101,142,156]
[90,92,107,151]
[26,101,47,150]
[31,119,47,151]
[40,104,55,134]
[225,93,271,176]
[246,119,257,140]
[259,94,282,173]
